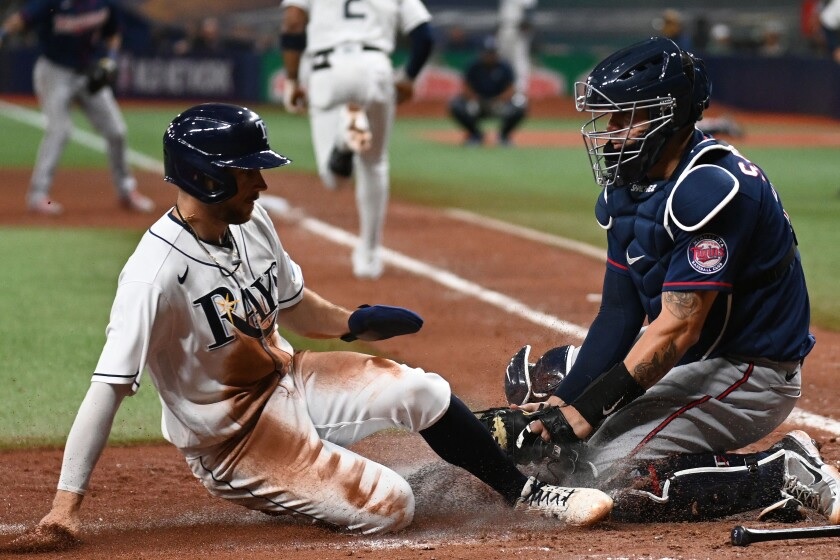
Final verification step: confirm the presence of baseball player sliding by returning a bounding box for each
[0,0,154,216]
[6,103,612,553]
[280,0,434,279]
[478,36,840,524]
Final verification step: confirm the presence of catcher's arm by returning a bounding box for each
[528,289,718,442]
[11,382,130,551]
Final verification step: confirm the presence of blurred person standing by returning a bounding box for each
[0,0,154,216]
[496,0,537,100]
[280,0,434,280]
[820,0,840,62]
[448,36,527,147]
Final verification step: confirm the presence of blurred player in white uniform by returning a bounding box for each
[496,0,537,99]
[280,0,434,279]
[5,103,613,553]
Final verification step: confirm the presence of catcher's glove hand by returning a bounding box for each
[475,405,579,464]
[86,57,118,94]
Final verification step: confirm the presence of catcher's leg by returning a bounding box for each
[582,357,800,479]
[610,448,787,522]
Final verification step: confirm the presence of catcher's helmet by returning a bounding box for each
[574,36,711,188]
[163,103,291,203]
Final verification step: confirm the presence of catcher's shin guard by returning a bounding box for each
[611,450,786,522]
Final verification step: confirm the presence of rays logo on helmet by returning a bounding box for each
[688,234,727,274]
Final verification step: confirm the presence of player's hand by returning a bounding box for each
[86,56,118,94]
[512,395,588,442]
[283,79,306,113]
[5,491,82,553]
[394,77,415,104]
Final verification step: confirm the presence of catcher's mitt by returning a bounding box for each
[86,57,118,94]
[475,405,579,464]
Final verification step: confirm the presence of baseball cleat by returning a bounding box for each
[515,476,613,526]
[352,246,383,280]
[775,430,840,524]
[328,146,354,178]
[27,195,64,216]
[120,190,155,213]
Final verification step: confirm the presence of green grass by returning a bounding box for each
[1,100,838,446]
[0,228,162,447]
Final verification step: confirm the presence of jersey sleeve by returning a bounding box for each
[663,210,750,293]
[92,281,167,392]
[399,0,432,35]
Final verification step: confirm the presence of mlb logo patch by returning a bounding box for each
[688,234,727,274]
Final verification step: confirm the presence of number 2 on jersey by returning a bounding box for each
[344,0,365,19]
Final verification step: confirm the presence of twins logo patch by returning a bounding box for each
[688,234,728,274]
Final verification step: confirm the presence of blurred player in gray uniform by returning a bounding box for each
[6,103,613,553]
[496,0,536,99]
[280,0,434,279]
[0,0,154,216]
[481,37,840,524]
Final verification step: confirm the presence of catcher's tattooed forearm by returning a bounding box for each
[662,291,702,320]
[633,340,678,387]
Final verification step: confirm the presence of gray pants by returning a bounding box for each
[29,56,135,203]
[576,357,801,485]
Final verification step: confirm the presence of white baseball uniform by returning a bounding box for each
[58,203,452,533]
[496,0,537,97]
[283,0,432,275]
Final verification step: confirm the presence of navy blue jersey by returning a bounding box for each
[596,130,813,363]
[20,0,120,71]
[464,59,515,99]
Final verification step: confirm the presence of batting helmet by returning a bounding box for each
[574,36,711,188]
[163,103,291,203]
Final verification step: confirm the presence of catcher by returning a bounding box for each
[478,36,840,524]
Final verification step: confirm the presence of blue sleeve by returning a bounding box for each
[555,267,646,403]
[404,22,434,80]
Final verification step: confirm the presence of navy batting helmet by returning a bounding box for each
[163,103,291,203]
[574,37,711,188]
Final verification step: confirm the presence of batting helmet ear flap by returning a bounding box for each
[163,145,238,204]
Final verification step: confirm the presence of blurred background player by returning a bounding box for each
[496,0,537,100]
[820,0,840,63]
[0,0,154,216]
[448,36,527,146]
[280,0,434,279]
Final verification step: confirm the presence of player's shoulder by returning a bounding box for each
[666,163,739,232]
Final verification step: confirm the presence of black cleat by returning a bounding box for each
[328,146,354,178]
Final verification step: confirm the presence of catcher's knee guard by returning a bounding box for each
[611,449,786,522]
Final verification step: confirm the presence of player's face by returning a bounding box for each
[213,168,267,225]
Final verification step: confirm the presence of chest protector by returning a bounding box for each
[595,136,735,319]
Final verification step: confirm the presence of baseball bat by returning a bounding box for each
[731,524,840,546]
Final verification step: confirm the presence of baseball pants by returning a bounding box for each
[186,350,451,534]
[577,356,801,483]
